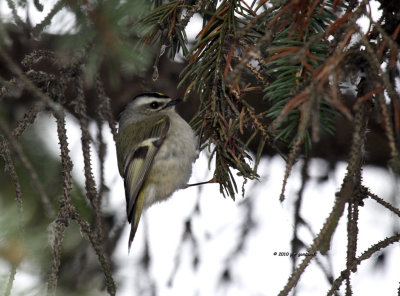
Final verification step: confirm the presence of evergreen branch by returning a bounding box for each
[179,0,263,199]
[176,0,209,30]
[139,0,190,59]
[261,1,340,151]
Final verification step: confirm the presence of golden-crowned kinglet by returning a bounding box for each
[116,92,198,250]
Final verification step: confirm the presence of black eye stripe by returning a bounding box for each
[150,101,159,109]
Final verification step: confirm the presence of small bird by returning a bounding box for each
[116,92,198,250]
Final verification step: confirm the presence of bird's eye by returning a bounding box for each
[150,102,159,109]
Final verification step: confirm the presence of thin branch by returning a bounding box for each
[327,233,400,296]
[32,0,66,37]
[0,47,63,117]
[71,209,116,296]
[175,0,209,31]
[73,74,103,240]
[277,188,348,296]
[0,116,55,218]
[4,265,17,296]
[5,0,26,29]
[290,158,309,275]
[95,75,118,142]
[53,109,73,204]
[0,141,24,222]
[279,99,313,201]
[367,188,400,218]
[225,29,274,85]
[0,102,44,224]
[47,213,68,296]
[344,101,368,295]
[47,109,73,296]
[359,32,400,172]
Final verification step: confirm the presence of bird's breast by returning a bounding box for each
[143,114,198,207]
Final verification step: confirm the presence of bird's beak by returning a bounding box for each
[164,98,183,109]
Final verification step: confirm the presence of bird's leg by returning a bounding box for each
[184,178,217,188]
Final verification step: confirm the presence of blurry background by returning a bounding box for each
[0,1,399,295]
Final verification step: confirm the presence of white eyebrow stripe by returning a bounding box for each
[134,97,169,106]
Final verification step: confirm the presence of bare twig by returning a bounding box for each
[327,233,400,296]
[367,188,400,218]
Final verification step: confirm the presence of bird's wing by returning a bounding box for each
[116,115,170,249]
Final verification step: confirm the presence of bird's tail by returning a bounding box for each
[128,190,146,253]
